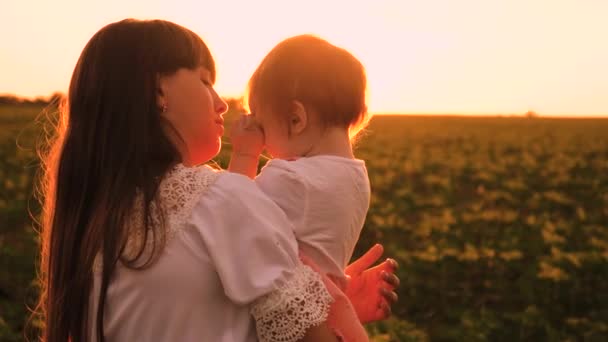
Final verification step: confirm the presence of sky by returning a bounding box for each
[1,0,607,116]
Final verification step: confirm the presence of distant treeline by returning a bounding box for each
[0,93,245,112]
[0,93,64,106]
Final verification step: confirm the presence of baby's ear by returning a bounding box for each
[289,100,308,135]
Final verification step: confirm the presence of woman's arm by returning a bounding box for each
[298,323,339,342]
[193,172,335,341]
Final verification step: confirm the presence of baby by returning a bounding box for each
[230,35,372,341]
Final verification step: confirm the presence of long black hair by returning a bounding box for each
[36,19,215,342]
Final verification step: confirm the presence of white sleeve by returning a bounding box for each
[191,172,332,342]
[255,160,309,230]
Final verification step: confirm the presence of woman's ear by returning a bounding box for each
[156,74,169,113]
[289,100,308,135]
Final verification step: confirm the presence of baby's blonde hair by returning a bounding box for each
[246,35,370,139]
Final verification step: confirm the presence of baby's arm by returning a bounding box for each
[228,114,264,179]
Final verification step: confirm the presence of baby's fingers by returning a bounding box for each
[241,114,260,131]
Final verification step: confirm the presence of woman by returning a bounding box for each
[37,18,398,342]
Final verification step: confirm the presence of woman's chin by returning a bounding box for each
[189,142,221,166]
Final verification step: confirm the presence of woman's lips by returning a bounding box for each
[215,118,224,134]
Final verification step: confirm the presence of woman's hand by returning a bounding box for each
[344,244,400,324]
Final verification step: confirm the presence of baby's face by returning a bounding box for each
[251,98,329,160]
[252,105,296,159]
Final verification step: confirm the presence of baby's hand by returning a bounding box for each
[230,114,264,158]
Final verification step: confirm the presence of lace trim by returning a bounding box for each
[93,164,220,272]
[157,164,220,237]
[251,264,333,342]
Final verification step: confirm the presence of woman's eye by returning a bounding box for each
[201,79,211,86]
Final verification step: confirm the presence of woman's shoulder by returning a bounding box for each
[163,165,294,233]
[160,163,221,205]
[163,163,221,187]
[153,164,224,227]
[160,164,275,214]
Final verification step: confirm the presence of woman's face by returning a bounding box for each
[159,66,227,165]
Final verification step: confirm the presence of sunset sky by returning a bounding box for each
[1,0,607,116]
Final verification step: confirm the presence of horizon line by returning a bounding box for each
[373,112,608,118]
[2,92,607,118]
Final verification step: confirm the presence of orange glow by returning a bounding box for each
[1,0,607,116]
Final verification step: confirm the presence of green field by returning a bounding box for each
[1,104,607,341]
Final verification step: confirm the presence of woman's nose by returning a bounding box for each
[216,97,228,115]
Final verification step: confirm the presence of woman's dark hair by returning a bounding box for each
[35,18,215,342]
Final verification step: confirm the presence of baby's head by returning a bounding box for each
[246,35,369,159]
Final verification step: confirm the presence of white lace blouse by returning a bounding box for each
[87,164,332,342]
